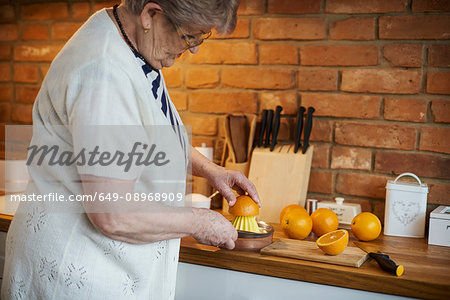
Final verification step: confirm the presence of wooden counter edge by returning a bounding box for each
[0,214,13,232]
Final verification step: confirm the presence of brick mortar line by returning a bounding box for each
[188,63,450,70]
[332,147,450,157]
[331,168,337,194]
[248,14,254,40]
[328,145,450,157]
[243,86,424,97]
[183,110,450,129]
[316,116,449,128]
[186,88,448,103]
[8,37,450,46]
[422,44,429,94]
[310,167,450,183]
[207,40,450,46]
[370,148,375,172]
[297,91,449,100]
[336,66,341,91]
[253,11,450,18]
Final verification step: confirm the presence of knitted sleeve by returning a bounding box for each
[67,57,147,180]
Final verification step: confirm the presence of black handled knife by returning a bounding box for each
[294,106,306,153]
[302,107,315,154]
[354,242,404,277]
[258,110,268,148]
[264,109,274,148]
[270,106,283,151]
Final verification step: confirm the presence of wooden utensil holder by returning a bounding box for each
[221,114,257,212]
[248,144,314,224]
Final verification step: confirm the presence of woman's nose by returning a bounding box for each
[189,46,200,54]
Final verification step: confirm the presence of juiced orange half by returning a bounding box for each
[316,229,348,255]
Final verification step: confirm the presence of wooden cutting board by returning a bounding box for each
[260,238,369,267]
[248,144,313,223]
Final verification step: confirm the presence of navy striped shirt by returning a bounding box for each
[135,55,187,156]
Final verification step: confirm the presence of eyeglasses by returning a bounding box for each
[155,11,212,49]
[160,12,211,49]
[174,24,211,49]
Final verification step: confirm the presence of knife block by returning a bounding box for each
[248,144,314,224]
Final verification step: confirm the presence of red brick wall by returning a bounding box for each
[0,0,449,218]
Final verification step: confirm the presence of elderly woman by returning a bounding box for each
[2,0,260,299]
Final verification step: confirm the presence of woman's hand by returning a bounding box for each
[192,208,238,249]
[191,147,261,207]
[204,162,260,207]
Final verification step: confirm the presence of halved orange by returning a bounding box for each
[316,229,348,255]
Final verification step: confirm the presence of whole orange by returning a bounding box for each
[351,212,381,241]
[310,208,339,237]
[281,211,312,240]
[280,204,307,223]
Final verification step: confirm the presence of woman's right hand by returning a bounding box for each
[191,208,238,249]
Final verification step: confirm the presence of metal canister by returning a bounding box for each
[306,199,318,215]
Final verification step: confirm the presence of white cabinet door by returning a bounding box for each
[175,262,414,300]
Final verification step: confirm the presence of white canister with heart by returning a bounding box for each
[384,173,428,238]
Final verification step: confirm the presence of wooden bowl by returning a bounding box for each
[234,221,274,251]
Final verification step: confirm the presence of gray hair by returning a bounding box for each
[122,0,239,34]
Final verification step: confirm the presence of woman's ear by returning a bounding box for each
[140,2,162,30]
